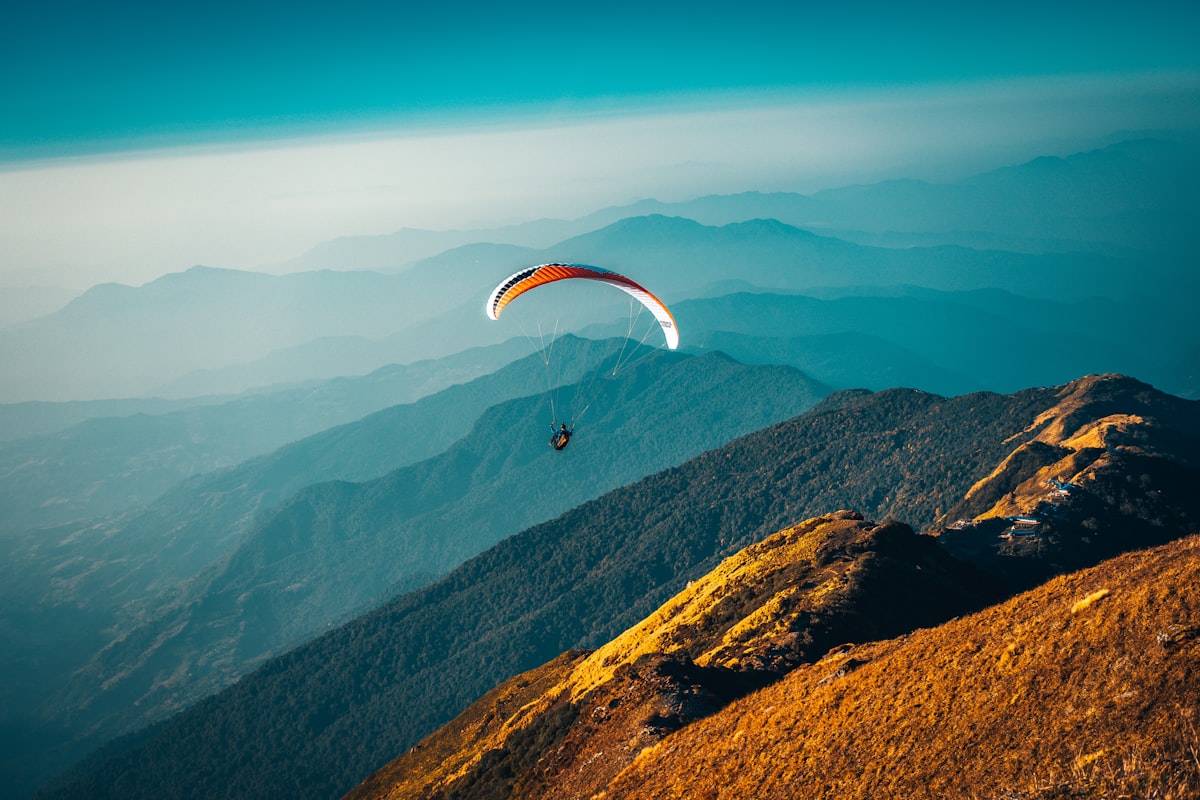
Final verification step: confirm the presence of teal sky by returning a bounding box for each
[4,0,1199,158]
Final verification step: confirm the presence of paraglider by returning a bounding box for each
[550,422,572,450]
[484,263,679,450]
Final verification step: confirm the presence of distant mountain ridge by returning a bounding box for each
[0,267,421,401]
[0,338,533,534]
[672,288,1172,395]
[402,213,1194,397]
[546,214,1156,301]
[283,138,1197,269]
[0,285,80,329]
[5,138,1193,403]
[0,262,537,401]
[37,374,1199,800]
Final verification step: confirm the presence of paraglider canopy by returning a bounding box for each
[485,262,678,448]
[485,263,679,349]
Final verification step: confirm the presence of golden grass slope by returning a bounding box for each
[346,512,998,800]
[564,510,868,699]
[953,374,1193,522]
[600,533,1200,800]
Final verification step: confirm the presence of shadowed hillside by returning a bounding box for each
[36,375,1200,800]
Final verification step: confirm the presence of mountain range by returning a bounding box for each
[674,287,1166,394]
[3,219,1189,404]
[282,138,1198,269]
[36,373,1199,800]
[0,339,534,533]
[342,372,1200,799]
[0,266,482,402]
[6,137,1198,800]
[3,140,1195,404]
[1,342,824,798]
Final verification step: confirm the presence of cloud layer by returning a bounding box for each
[1,74,1197,289]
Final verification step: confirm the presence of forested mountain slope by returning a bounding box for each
[38,375,1200,800]
[2,336,607,778]
[12,348,822,798]
[350,376,1200,800]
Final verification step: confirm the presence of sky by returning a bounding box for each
[1,0,1198,289]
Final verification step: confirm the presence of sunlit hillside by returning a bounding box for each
[938,374,1200,587]
[598,532,1200,800]
[350,524,1200,800]
[346,511,1002,799]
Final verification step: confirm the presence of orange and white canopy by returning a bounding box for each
[484,263,679,349]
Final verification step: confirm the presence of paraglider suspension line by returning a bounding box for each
[610,298,659,375]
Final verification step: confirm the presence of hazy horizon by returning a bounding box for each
[2,0,1198,290]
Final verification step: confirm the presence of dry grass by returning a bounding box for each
[1025,374,1131,447]
[601,534,1200,800]
[562,511,858,700]
[1070,588,1110,614]
[348,511,982,800]
[963,376,1170,523]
